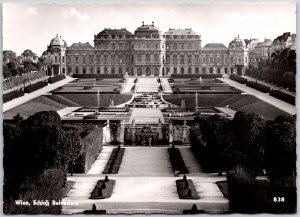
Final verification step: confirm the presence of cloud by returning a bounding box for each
[68,7,90,21]
[27,7,38,16]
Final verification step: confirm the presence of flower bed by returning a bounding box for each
[24,81,47,93]
[48,75,66,84]
[168,146,188,174]
[176,176,200,199]
[229,75,248,84]
[270,90,295,105]
[3,90,24,103]
[90,176,116,199]
[246,81,271,93]
[102,146,125,174]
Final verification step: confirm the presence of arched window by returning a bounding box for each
[146,54,150,63]
[138,54,142,62]
[166,55,170,64]
[154,54,159,62]
[173,54,177,65]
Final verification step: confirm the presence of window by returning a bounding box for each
[55,56,57,63]
[181,67,184,74]
[146,43,150,49]
[67,55,71,63]
[154,54,159,62]
[62,56,65,63]
[104,55,108,64]
[195,55,200,64]
[217,56,221,64]
[209,56,213,64]
[90,67,94,74]
[195,67,199,74]
[174,67,177,74]
[68,67,72,74]
[188,55,192,64]
[126,55,130,64]
[173,55,177,65]
[75,56,78,64]
[217,68,220,73]
[154,68,159,76]
[75,67,79,74]
[174,43,177,50]
[188,67,192,74]
[111,55,115,65]
[111,67,115,74]
[146,54,150,63]
[166,68,170,75]
[97,67,100,74]
[180,55,184,64]
[166,43,170,50]
[202,67,206,73]
[96,55,100,64]
[138,54,142,62]
[155,43,158,49]
[166,55,170,64]
[89,55,93,64]
[119,44,123,50]
[119,67,122,74]
[83,67,86,74]
[224,55,228,64]
[105,44,108,49]
[112,44,115,49]
[210,67,213,74]
[181,44,184,50]
[238,57,241,63]
[119,55,123,64]
[202,56,206,64]
[104,67,108,74]
[83,55,86,64]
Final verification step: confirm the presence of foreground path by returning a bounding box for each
[63,147,229,214]
[218,78,296,115]
[3,76,75,112]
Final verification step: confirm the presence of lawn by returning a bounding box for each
[163,94,288,120]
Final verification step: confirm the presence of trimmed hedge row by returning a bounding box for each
[270,90,295,105]
[24,81,48,93]
[48,75,66,84]
[103,146,125,174]
[246,81,271,93]
[168,146,189,174]
[229,75,248,84]
[171,74,222,79]
[90,177,115,199]
[73,74,124,79]
[3,90,24,103]
[176,177,200,199]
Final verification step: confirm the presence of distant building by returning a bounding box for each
[254,39,273,61]
[272,32,296,52]
[46,34,67,76]
[21,49,39,64]
[46,22,250,76]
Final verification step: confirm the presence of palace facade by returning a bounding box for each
[46,22,249,76]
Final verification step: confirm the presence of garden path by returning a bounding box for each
[136,78,159,93]
[130,108,164,124]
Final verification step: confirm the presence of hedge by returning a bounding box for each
[246,81,271,93]
[270,90,295,105]
[227,167,296,213]
[168,146,189,174]
[71,125,104,173]
[48,75,66,84]
[229,75,248,84]
[24,81,48,93]
[3,90,24,103]
[73,74,124,79]
[171,74,222,79]
[90,177,116,199]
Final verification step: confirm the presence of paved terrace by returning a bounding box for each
[3,76,76,112]
[130,108,165,124]
[63,147,228,214]
[136,78,159,93]
[218,78,296,115]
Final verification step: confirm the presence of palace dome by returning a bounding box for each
[49,34,67,47]
[229,35,246,49]
[134,21,160,37]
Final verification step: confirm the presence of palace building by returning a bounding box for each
[46,22,249,76]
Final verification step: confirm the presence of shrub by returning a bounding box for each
[229,75,248,84]
[90,179,116,199]
[269,90,295,105]
[4,169,64,214]
[171,74,222,79]
[48,75,66,84]
[103,147,125,174]
[72,125,104,173]
[246,81,271,93]
[3,90,24,103]
[73,74,123,79]
[24,81,47,93]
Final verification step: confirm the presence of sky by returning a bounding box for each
[2,2,296,56]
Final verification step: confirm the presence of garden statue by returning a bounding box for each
[109,99,114,107]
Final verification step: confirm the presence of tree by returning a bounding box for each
[265,115,296,179]
[232,111,266,174]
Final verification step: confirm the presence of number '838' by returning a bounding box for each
[273,197,285,202]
